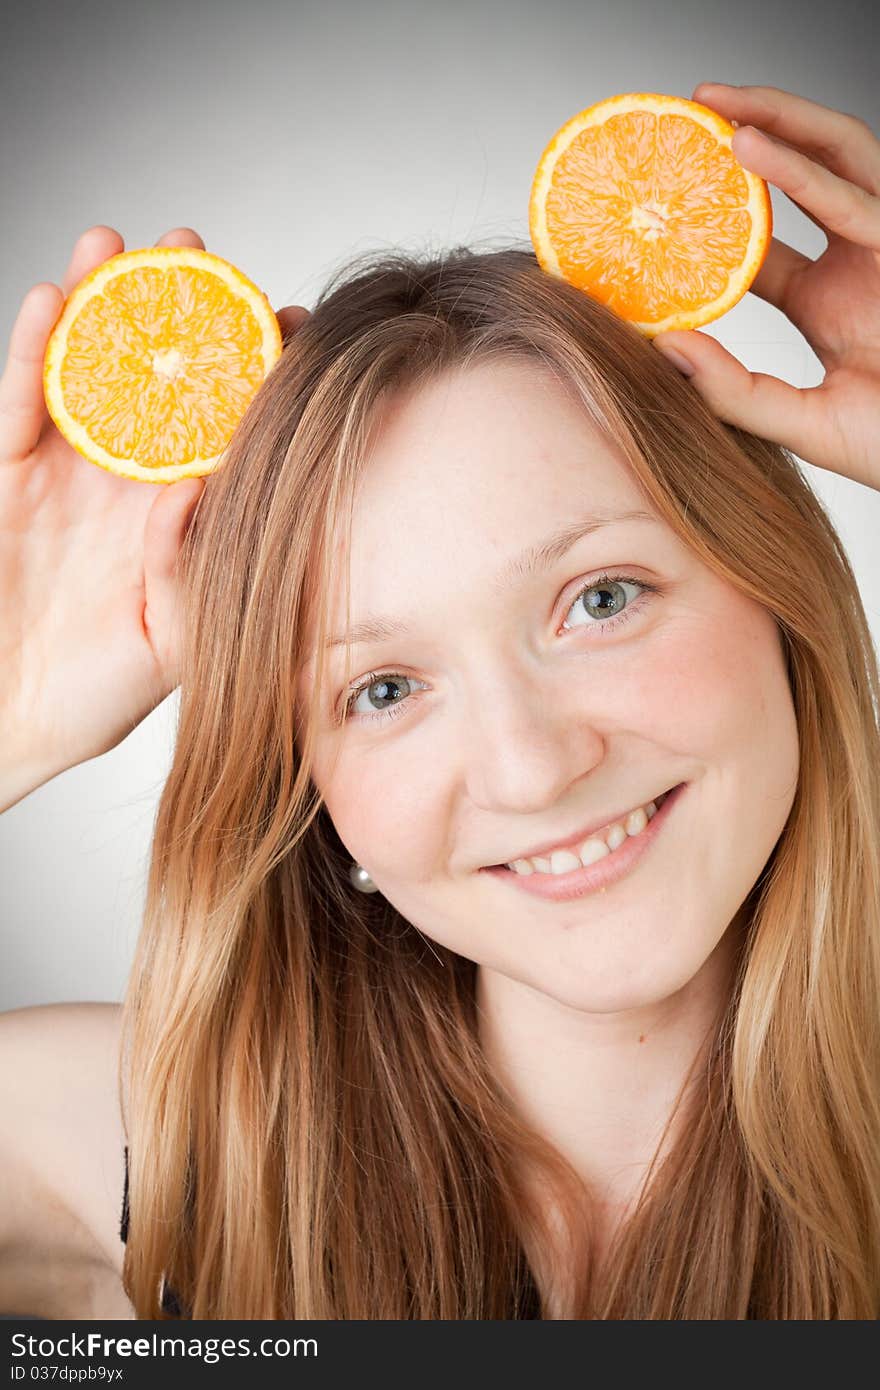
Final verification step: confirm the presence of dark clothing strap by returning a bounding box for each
[120,1145,186,1318]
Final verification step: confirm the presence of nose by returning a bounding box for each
[459,652,606,813]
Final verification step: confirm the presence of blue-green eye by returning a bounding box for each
[347,673,426,722]
[562,574,648,630]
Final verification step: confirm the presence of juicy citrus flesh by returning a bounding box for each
[43,247,283,483]
[529,93,772,335]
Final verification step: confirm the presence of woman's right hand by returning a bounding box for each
[0,225,301,807]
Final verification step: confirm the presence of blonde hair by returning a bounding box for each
[119,246,880,1318]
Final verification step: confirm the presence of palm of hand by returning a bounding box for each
[793,239,880,489]
[789,237,880,365]
[0,424,181,776]
[3,419,164,658]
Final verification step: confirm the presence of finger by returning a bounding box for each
[142,475,206,686]
[61,225,125,296]
[692,83,880,195]
[0,282,64,463]
[154,226,206,250]
[60,227,206,302]
[730,123,880,251]
[738,129,834,238]
[275,304,311,339]
[651,329,828,466]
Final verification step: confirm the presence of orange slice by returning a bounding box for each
[43,246,283,483]
[529,92,772,336]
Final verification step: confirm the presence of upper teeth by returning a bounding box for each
[506,794,666,875]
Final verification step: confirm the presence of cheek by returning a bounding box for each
[622,593,794,763]
[316,743,446,877]
[625,591,799,891]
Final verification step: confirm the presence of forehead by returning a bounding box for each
[332,357,651,580]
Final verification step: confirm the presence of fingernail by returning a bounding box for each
[656,344,696,377]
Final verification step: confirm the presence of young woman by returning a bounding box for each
[1,83,878,1319]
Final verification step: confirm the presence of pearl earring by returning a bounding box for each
[349,861,379,893]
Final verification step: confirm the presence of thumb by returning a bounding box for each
[652,329,818,460]
[142,477,205,686]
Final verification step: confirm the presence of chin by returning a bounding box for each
[537,977,675,1015]
[514,936,712,1015]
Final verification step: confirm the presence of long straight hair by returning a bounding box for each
[119,246,880,1317]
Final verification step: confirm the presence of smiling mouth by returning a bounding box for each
[480,782,689,901]
[487,784,682,873]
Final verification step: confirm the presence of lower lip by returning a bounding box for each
[480,783,688,902]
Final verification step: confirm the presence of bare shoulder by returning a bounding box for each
[0,1001,133,1317]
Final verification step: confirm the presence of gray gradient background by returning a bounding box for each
[1,0,878,1009]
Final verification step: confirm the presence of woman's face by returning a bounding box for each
[298,357,800,1012]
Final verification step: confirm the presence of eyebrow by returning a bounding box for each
[322,507,658,649]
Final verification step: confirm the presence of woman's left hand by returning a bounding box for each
[652,83,880,493]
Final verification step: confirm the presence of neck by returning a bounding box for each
[476,909,745,1297]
